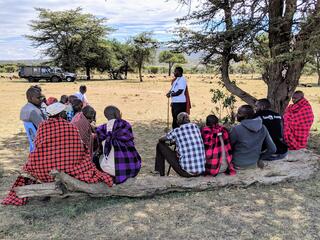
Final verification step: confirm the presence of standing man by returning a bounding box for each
[283,91,314,150]
[166,67,191,129]
[20,87,47,128]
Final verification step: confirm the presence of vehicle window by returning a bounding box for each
[41,68,49,74]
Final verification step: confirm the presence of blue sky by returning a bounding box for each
[0,0,189,60]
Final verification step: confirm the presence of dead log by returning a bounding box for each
[14,150,320,199]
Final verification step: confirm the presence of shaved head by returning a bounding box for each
[292,91,304,104]
[82,105,96,123]
[104,105,121,120]
[26,87,42,107]
[255,98,271,112]
[237,105,255,122]
[177,112,190,126]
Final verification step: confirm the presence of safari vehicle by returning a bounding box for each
[19,66,76,82]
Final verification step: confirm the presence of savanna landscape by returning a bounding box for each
[1,0,320,239]
[0,73,320,239]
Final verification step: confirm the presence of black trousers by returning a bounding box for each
[171,102,187,129]
[155,142,194,177]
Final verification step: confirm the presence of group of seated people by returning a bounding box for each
[2,86,314,206]
[155,90,314,177]
[3,85,141,205]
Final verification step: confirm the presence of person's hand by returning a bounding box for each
[166,92,171,98]
[90,121,97,131]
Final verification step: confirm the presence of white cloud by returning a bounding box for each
[0,0,189,60]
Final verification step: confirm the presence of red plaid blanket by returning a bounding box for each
[201,125,236,176]
[71,112,95,157]
[2,117,113,206]
[284,98,314,150]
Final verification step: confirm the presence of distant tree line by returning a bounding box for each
[25,8,189,82]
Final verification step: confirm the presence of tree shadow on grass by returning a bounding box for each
[309,131,320,155]
[0,132,29,178]
[2,121,320,239]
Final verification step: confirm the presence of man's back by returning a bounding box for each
[166,123,206,174]
[20,102,45,128]
[255,110,288,154]
[230,118,276,168]
[284,98,314,150]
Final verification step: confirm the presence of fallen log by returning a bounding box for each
[14,150,320,199]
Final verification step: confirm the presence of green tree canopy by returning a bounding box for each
[159,50,187,76]
[130,32,158,82]
[27,7,112,79]
[175,0,320,113]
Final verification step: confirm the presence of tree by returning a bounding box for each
[109,40,134,80]
[159,50,187,76]
[175,0,320,113]
[316,52,320,86]
[27,8,111,79]
[309,50,320,85]
[130,32,158,82]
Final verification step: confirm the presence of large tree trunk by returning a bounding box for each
[220,4,257,107]
[86,66,91,80]
[265,62,303,114]
[221,57,257,106]
[138,64,143,82]
[316,53,320,86]
[14,153,320,199]
[168,62,174,76]
[124,62,128,80]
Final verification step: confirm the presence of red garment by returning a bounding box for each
[71,112,95,157]
[284,98,314,150]
[2,117,113,206]
[201,125,236,176]
[46,97,58,106]
[171,77,191,114]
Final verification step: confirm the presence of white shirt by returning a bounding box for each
[170,76,187,103]
[75,92,89,106]
[99,119,116,176]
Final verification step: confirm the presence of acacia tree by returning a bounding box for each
[27,8,111,78]
[159,50,187,76]
[175,0,320,113]
[130,32,158,82]
[310,50,320,85]
[109,40,133,80]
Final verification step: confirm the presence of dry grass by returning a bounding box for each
[0,74,320,239]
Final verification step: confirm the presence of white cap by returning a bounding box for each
[46,102,67,116]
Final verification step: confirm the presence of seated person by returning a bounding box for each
[283,91,314,150]
[155,112,206,177]
[20,86,47,128]
[71,99,83,116]
[60,95,69,104]
[230,105,276,169]
[65,95,77,121]
[31,85,48,116]
[2,102,113,206]
[255,98,288,160]
[75,85,89,106]
[46,97,58,106]
[71,105,97,158]
[201,115,235,176]
[96,106,141,184]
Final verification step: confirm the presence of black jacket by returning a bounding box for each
[255,110,288,154]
